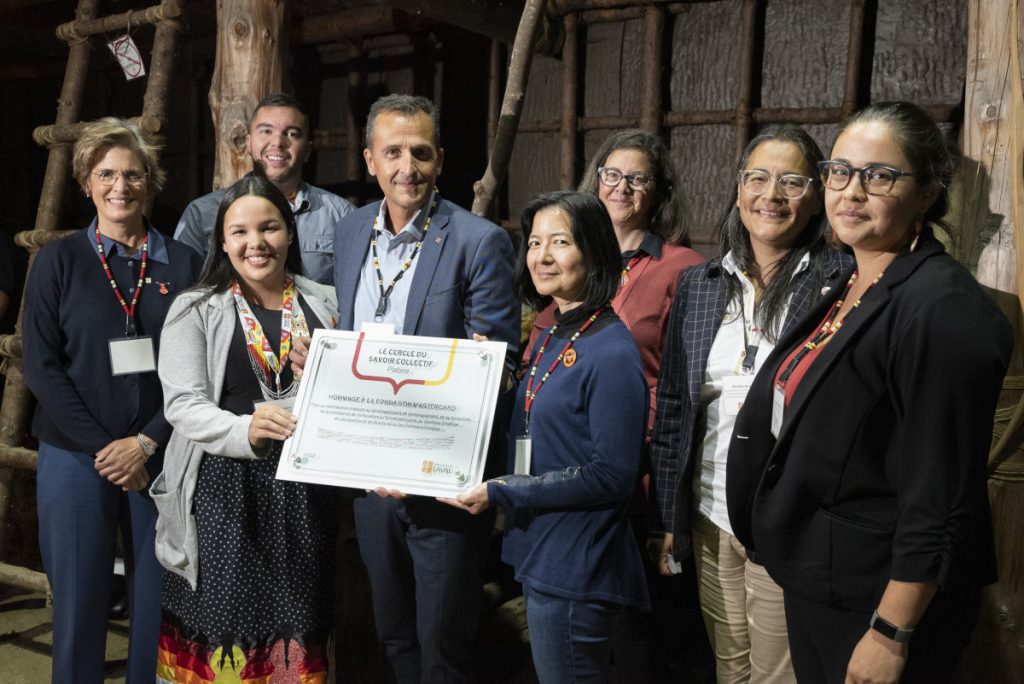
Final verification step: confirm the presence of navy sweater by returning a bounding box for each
[23,223,202,457]
[489,310,650,609]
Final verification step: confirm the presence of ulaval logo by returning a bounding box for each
[421,461,457,476]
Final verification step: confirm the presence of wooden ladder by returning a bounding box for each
[0,0,185,594]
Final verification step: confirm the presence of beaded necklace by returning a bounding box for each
[94,225,148,335]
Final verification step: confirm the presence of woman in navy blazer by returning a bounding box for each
[726,103,1012,683]
[22,118,201,683]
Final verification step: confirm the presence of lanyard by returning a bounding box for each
[94,226,148,336]
[776,270,882,389]
[231,278,310,393]
[371,189,439,321]
[523,308,603,433]
[620,255,644,286]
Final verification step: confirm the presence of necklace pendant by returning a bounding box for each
[620,273,630,286]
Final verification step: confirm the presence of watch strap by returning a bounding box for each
[870,610,914,643]
[137,433,157,459]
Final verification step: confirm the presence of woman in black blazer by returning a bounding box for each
[726,102,1012,683]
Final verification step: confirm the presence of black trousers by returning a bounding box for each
[783,586,980,683]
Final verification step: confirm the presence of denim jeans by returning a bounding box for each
[524,585,621,683]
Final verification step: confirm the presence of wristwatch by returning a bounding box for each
[137,434,157,460]
[870,610,914,643]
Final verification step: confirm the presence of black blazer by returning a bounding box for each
[726,237,1012,612]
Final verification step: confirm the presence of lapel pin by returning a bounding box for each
[821,286,831,295]
[434,235,442,244]
[158,282,170,295]
[563,349,577,367]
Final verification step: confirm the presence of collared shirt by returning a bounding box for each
[172,182,354,285]
[352,200,429,334]
[694,249,810,533]
[620,231,664,265]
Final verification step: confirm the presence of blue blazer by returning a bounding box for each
[649,248,851,561]
[333,197,519,362]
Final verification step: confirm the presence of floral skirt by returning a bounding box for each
[157,450,338,683]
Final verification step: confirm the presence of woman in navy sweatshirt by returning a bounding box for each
[22,118,201,683]
[443,191,649,682]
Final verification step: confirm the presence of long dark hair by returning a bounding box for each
[577,129,688,245]
[516,191,620,313]
[182,172,303,313]
[838,101,958,239]
[718,124,834,342]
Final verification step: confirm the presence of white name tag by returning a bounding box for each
[515,437,532,475]
[108,336,156,375]
[360,321,396,335]
[771,384,786,438]
[722,375,755,417]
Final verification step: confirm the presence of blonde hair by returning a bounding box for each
[72,117,165,194]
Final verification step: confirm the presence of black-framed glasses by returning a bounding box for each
[817,160,913,197]
[91,169,147,187]
[737,170,815,199]
[597,166,653,191]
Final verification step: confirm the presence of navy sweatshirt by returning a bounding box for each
[489,309,650,609]
[23,222,202,457]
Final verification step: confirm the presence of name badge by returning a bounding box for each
[515,437,532,475]
[360,321,396,335]
[722,375,755,417]
[771,384,786,438]
[108,336,156,375]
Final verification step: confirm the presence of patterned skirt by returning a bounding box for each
[157,450,338,683]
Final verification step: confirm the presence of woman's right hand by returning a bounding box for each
[248,404,297,449]
[289,336,310,373]
[651,532,675,576]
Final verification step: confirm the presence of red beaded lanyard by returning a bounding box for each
[524,308,603,432]
[776,269,884,390]
[620,255,644,286]
[94,226,148,335]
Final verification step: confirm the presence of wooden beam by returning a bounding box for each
[0,561,48,595]
[0,445,36,471]
[360,0,523,44]
[292,7,432,45]
[559,13,578,189]
[33,116,162,147]
[640,6,665,133]
[841,0,868,118]
[54,0,181,42]
[734,0,759,160]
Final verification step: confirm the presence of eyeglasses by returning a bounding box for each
[817,160,913,197]
[597,167,653,191]
[737,170,815,199]
[91,169,147,187]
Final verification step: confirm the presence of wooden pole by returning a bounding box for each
[488,40,504,151]
[840,0,867,119]
[209,0,288,190]
[346,43,366,206]
[559,13,578,190]
[734,0,759,161]
[472,0,549,217]
[957,1,1024,681]
[640,5,664,133]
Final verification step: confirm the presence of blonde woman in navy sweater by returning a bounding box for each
[22,118,201,683]
[443,191,649,683]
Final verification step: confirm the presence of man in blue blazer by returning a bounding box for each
[334,94,519,683]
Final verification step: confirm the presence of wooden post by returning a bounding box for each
[0,0,100,557]
[209,0,289,190]
[957,1,1024,681]
[640,5,664,133]
[472,0,549,217]
[346,43,365,206]
[734,0,760,160]
[840,0,868,119]
[559,13,578,190]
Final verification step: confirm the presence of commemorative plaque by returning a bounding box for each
[276,328,507,497]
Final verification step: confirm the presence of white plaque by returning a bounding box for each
[276,329,507,497]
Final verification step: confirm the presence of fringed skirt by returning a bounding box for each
[157,450,338,683]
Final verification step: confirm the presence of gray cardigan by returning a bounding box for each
[150,275,338,588]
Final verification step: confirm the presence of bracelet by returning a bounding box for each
[137,433,157,460]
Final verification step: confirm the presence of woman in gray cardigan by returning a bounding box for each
[151,173,339,683]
